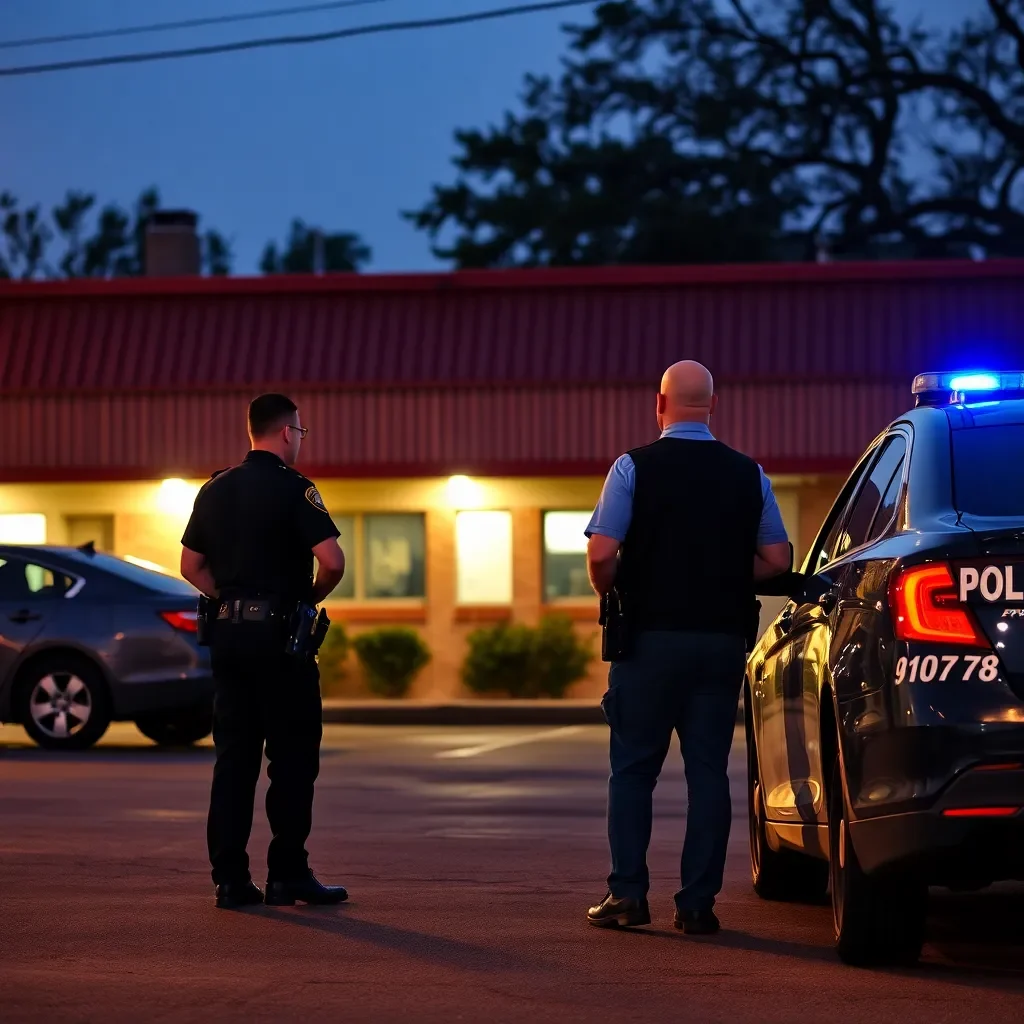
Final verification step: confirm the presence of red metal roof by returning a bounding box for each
[0,382,904,482]
[0,260,1019,479]
[2,260,1023,394]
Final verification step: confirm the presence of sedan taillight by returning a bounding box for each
[889,563,988,647]
[159,610,199,633]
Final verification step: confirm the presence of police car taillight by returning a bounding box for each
[912,370,1024,407]
[889,564,989,647]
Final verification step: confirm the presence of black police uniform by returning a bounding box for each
[181,449,340,890]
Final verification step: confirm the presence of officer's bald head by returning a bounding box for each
[657,360,717,428]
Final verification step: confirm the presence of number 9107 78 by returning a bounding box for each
[895,653,1000,684]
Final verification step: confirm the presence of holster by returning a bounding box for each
[600,589,632,663]
[196,595,213,646]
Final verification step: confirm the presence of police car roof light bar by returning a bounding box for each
[912,370,1024,407]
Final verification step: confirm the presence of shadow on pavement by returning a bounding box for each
[260,905,546,973]
[636,926,835,964]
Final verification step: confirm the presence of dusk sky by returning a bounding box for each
[4,0,979,274]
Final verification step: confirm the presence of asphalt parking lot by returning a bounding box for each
[2,722,1023,1023]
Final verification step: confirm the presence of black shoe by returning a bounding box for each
[264,871,349,906]
[214,880,265,909]
[674,907,720,935]
[586,893,651,928]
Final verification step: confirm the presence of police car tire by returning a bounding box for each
[134,702,213,747]
[747,730,829,903]
[17,654,112,751]
[829,759,927,967]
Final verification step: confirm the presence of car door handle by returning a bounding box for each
[8,609,41,624]
[778,609,794,633]
[818,589,839,614]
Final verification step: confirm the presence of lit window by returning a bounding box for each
[456,510,512,605]
[543,511,592,600]
[364,514,426,599]
[329,515,356,599]
[0,514,46,544]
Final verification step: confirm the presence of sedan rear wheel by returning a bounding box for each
[19,656,111,750]
[829,758,927,966]
[748,729,829,902]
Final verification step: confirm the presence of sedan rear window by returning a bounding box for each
[952,424,1024,516]
[65,551,198,597]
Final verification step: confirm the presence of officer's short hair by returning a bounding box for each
[248,393,299,438]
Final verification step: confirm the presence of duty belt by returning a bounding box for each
[216,598,283,624]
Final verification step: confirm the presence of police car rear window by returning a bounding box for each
[952,424,1024,516]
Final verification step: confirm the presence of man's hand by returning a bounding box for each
[311,537,345,604]
[181,547,219,598]
[754,541,791,581]
[587,534,621,597]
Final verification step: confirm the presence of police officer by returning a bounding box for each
[180,393,348,910]
[585,361,791,935]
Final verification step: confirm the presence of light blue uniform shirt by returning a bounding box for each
[585,422,789,545]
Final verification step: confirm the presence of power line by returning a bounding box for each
[0,0,395,52]
[0,0,595,79]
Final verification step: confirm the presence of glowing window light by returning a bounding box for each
[0,513,46,544]
[455,510,512,605]
[544,511,591,555]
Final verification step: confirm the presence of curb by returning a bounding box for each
[321,700,605,726]
[321,700,745,726]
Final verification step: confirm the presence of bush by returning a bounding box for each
[317,622,350,697]
[461,623,535,696]
[461,615,594,699]
[530,615,594,698]
[352,628,431,699]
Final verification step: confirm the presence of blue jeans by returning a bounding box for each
[601,630,746,911]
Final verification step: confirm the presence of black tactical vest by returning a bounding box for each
[617,437,763,636]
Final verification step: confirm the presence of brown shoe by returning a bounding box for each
[587,893,651,928]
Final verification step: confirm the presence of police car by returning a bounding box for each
[747,370,1024,967]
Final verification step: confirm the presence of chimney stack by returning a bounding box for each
[144,210,200,276]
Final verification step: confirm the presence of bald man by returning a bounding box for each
[584,361,790,935]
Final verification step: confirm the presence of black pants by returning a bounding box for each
[601,630,746,911]
[207,640,323,885]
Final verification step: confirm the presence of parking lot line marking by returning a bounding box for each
[435,726,583,759]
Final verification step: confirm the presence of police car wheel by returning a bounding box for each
[747,729,829,903]
[134,702,213,747]
[828,759,927,967]
[17,654,112,751]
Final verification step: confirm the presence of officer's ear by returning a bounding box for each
[709,393,719,417]
[656,392,668,416]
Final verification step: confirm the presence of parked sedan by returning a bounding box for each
[0,542,212,750]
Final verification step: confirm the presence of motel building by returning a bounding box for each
[1,252,1022,699]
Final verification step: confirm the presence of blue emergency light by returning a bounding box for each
[912,370,1024,406]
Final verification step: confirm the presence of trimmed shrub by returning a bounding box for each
[461,623,535,696]
[461,615,594,699]
[530,614,594,698]
[352,628,431,699]
[317,622,351,697]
